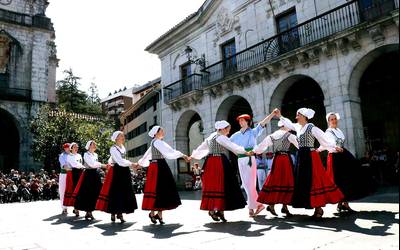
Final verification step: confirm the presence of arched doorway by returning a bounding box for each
[270,75,326,130]
[0,109,20,172]
[175,110,204,174]
[359,51,399,152]
[216,95,254,135]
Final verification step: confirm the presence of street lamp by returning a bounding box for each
[184,46,206,70]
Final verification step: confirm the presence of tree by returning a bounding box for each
[56,69,88,113]
[30,105,114,171]
[86,82,103,115]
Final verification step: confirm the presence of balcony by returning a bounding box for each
[163,0,399,104]
[164,73,203,105]
[0,87,32,102]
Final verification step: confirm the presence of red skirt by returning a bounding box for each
[63,171,75,207]
[309,151,344,208]
[142,159,181,211]
[69,171,87,207]
[201,156,225,211]
[95,167,114,212]
[257,154,294,205]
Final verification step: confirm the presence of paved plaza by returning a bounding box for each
[0,188,398,250]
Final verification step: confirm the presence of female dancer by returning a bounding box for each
[191,121,250,222]
[64,142,84,217]
[72,140,104,220]
[276,108,344,218]
[254,120,299,217]
[138,126,189,225]
[96,131,138,223]
[320,112,375,212]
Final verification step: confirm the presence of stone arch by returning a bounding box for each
[215,95,254,133]
[269,74,326,129]
[0,107,21,171]
[347,44,400,154]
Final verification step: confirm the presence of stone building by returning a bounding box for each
[120,78,161,163]
[146,0,399,179]
[101,87,134,129]
[0,0,57,171]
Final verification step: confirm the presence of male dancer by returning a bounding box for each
[230,112,275,217]
[58,143,70,215]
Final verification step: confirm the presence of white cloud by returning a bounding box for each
[47,0,204,98]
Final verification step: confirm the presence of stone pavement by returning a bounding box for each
[0,188,398,250]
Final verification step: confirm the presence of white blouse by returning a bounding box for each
[319,128,346,153]
[67,153,84,169]
[138,139,185,167]
[110,145,132,167]
[279,116,336,150]
[191,132,247,160]
[254,130,299,154]
[83,152,102,169]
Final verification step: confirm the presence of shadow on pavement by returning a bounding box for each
[94,222,136,236]
[203,221,273,237]
[253,210,398,236]
[140,223,199,239]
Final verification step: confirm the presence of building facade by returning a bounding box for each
[0,0,57,171]
[146,0,399,179]
[121,78,161,163]
[101,88,134,129]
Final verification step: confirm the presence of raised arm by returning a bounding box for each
[258,111,276,128]
[254,135,273,154]
[154,140,185,160]
[217,135,247,155]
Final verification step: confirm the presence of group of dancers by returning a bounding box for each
[58,107,373,224]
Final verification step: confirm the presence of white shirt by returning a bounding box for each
[279,116,336,150]
[59,152,69,169]
[254,130,299,154]
[67,153,84,169]
[191,132,247,160]
[319,127,346,153]
[83,152,102,169]
[110,145,132,167]
[138,139,185,167]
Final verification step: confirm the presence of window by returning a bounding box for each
[126,122,147,140]
[126,96,160,123]
[127,144,148,158]
[180,63,192,79]
[221,39,237,75]
[276,9,299,53]
[153,116,157,126]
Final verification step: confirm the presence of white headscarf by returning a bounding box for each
[111,131,123,142]
[326,112,341,123]
[148,126,161,138]
[69,142,78,150]
[85,140,94,150]
[297,108,315,119]
[215,120,230,130]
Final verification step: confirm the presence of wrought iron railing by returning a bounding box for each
[32,15,54,30]
[164,0,398,102]
[0,87,32,102]
[164,74,203,103]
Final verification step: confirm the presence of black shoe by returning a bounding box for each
[149,213,157,224]
[281,207,293,217]
[73,209,79,217]
[267,206,278,216]
[111,214,116,222]
[117,214,126,223]
[208,211,220,222]
[215,211,227,223]
[154,214,165,225]
[312,209,324,219]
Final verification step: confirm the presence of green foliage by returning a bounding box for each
[30,105,114,171]
[56,69,104,115]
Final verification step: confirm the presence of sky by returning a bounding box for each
[46,0,205,99]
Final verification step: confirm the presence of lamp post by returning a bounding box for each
[184,46,206,70]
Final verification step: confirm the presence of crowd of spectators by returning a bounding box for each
[0,169,59,204]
